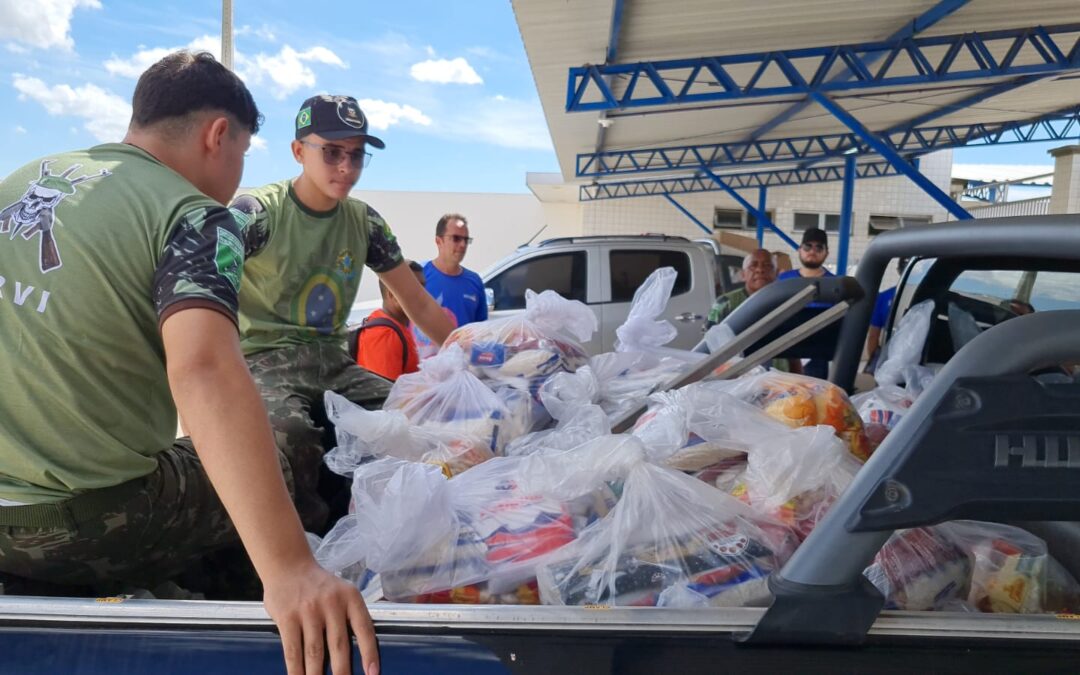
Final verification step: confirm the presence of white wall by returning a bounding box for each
[349,189,581,303]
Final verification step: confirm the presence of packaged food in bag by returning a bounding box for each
[875,299,934,388]
[709,370,872,461]
[442,290,596,390]
[536,460,798,607]
[319,435,641,604]
[945,521,1052,614]
[851,385,916,451]
[325,391,495,478]
[383,344,535,454]
[864,526,970,610]
[730,425,860,540]
[505,404,609,458]
[631,384,788,472]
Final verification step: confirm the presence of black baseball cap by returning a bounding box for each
[801,227,828,247]
[294,94,385,149]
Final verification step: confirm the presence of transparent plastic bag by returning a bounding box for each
[945,521,1051,614]
[505,404,609,458]
[708,370,872,461]
[325,390,495,478]
[536,460,799,607]
[731,425,860,540]
[320,435,642,604]
[384,344,527,454]
[442,289,596,391]
[864,526,970,610]
[850,385,916,452]
[876,299,934,388]
[632,384,788,471]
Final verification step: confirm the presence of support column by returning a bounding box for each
[1048,145,1080,215]
[757,187,768,246]
[837,155,855,275]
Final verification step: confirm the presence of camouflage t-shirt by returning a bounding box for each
[230,180,404,355]
[0,144,248,503]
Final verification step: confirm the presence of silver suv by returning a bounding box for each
[481,234,717,354]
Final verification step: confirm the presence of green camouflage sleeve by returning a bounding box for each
[152,205,246,326]
[363,204,404,274]
[228,194,271,257]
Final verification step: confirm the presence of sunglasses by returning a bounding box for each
[300,141,371,168]
[442,234,473,245]
[801,243,826,252]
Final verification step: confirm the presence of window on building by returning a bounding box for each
[713,207,775,230]
[794,211,851,234]
[610,249,691,302]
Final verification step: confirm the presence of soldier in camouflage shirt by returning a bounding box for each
[231,95,453,534]
[0,53,381,675]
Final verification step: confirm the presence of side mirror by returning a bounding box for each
[484,287,495,310]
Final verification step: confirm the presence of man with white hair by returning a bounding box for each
[705,248,800,373]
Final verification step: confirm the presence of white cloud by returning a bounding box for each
[410,57,483,85]
[106,39,346,100]
[6,43,29,54]
[246,46,345,99]
[0,0,100,51]
[12,74,130,142]
[442,96,552,151]
[249,135,268,152]
[14,125,27,134]
[425,45,436,58]
[235,24,277,42]
[358,99,432,131]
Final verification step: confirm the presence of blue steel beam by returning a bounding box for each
[837,155,856,275]
[756,187,768,245]
[810,92,973,220]
[747,0,970,142]
[662,194,712,234]
[579,159,904,201]
[566,24,1080,112]
[796,73,1058,169]
[576,105,1080,177]
[700,166,798,250]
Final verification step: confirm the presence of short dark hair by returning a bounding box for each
[379,260,424,298]
[435,213,468,237]
[130,51,262,134]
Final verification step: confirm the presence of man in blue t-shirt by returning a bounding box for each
[864,257,911,369]
[778,227,834,379]
[415,213,488,356]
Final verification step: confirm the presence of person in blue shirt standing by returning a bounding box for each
[415,213,487,356]
[864,257,911,372]
[778,227,834,379]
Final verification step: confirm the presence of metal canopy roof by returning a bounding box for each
[511,0,1080,191]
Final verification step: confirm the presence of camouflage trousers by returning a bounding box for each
[0,439,248,593]
[246,340,393,534]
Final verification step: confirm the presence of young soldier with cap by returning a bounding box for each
[0,53,378,675]
[231,95,453,534]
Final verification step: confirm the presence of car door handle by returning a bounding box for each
[674,312,704,322]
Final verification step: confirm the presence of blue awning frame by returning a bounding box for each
[566,4,1080,274]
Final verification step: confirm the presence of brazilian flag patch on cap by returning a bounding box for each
[296,106,312,130]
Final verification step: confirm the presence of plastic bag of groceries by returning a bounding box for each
[383,344,541,455]
[536,459,799,608]
[730,425,861,540]
[632,383,793,473]
[864,526,971,610]
[709,370,872,461]
[945,521,1061,614]
[442,289,596,391]
[505,404,610,458]
[875,299,934,388]
[324,391,494,477]
[318,435,640,604]
[851,365,936,451]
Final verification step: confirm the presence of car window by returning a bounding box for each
[609,249,692,302]
[952,270,1080,312]
[486,251,587,310]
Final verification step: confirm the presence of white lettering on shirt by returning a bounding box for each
[14,282,34,306]
[0,275,51,314]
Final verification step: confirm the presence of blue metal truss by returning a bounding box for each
[576,106,1080,177]
[566,23,1080,112]
[579,159,904,201]
[747,0,971,142]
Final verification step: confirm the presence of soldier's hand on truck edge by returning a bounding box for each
[263,561,380,675]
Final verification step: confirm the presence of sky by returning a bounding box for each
[0,1,1064,196]
[0,0,560,194]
